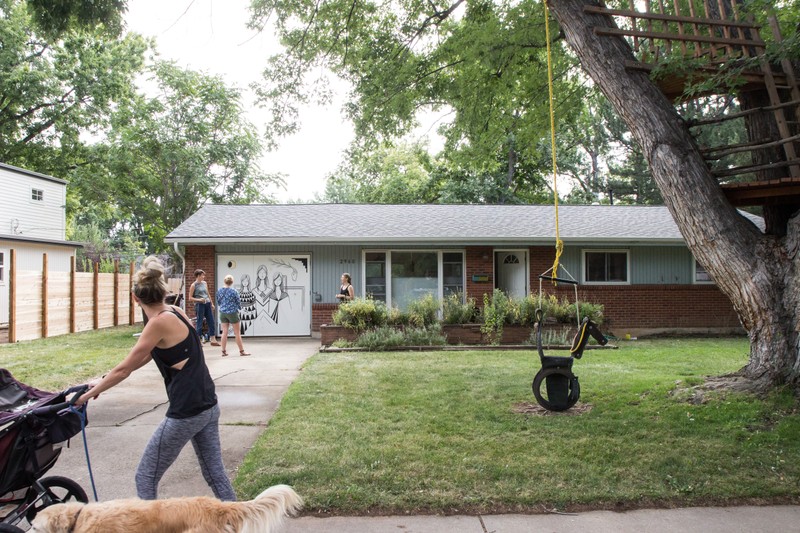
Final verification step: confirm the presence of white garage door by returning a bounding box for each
[216,254,311,337]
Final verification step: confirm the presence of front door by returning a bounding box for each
[216,254,311,336]
[496,250,527,299]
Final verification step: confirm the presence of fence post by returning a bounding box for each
[70,256,76,333]
[113,259,119,326]
[93,262,99,330]
[41,253,48,338]
[129,261,135,325]
[8,249,15,344]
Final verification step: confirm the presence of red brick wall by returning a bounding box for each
[184,245,216,320]
[313,303,339,331]
[465,246,494,304]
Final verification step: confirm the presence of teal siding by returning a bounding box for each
[561,245,693,285]
[631,246,692,284]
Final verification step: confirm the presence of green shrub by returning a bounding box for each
[332,298,388,331]
[354,326,405,350]
[480,289,511,344]
[355,324,447,349]
[406,293,440,327]
[386,306,411,326]
[532,294,605,325]
[402,325,447,346]
[442,293,477,324]
[517,295,540,327]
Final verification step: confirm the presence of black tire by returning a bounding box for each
[0,523,25,532]
[25,475,88,522]
[532,367,579,412]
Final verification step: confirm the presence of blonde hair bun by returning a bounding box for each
[133,256,169,305]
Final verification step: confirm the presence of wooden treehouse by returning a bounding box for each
[586,0,800,208]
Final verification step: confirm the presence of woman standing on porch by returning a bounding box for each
[336,273,355,302]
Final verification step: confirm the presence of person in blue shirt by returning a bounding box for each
[216,274,251,357]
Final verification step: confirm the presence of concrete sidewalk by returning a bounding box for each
[48,336,799,533]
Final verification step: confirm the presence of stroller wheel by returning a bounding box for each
[25,476,88,522]
[0,524,24,532]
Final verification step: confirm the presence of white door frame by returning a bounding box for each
[494,249,529,298]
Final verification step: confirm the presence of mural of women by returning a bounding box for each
[238,273,257,335]
[253,264,271,325]
[266,272,290,323]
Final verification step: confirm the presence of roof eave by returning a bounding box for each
[166,236,687,246]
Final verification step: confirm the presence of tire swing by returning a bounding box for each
[532,269,607,411]
[531,3,606,411]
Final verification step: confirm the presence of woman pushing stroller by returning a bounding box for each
[75,256,236,501]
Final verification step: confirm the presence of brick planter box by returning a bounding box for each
[320,324,536,346]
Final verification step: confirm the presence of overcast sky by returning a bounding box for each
[125,0,354,202]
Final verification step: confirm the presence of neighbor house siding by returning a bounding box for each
[0,165,67,241]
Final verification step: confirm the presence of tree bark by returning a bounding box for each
[546,0,800,392]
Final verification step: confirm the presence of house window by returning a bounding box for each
[694,259,713,283]
[584,250,629,283]
[443,252,464,297]
[391,251,438,309]
[364,252,386,301]
[31,188,44,201]
[0,252,3,283]
[363,250,465,308]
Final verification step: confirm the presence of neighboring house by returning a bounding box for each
[0,163,81,326]
[166,204,762,337]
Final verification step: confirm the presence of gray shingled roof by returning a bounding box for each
[166,204,763,245]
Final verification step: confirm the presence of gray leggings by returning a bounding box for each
[135,403,236,501]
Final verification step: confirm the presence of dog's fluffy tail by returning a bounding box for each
[239,484,303,533]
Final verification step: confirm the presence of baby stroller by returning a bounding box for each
[0,370,89,532]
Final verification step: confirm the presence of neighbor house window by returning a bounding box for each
[363,250,465,309]
[0,252,3,283]
[694,259,713,283]
[31,188,44,201]
[584,250,629,283]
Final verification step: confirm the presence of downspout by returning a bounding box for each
[173,242,186,310]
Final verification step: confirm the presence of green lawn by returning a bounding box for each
[235,337,800,514]
[0,326,140,391]
[3,331,798,514]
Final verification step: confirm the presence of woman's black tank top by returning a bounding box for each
[339,284,351,298]
[150,309,217,419]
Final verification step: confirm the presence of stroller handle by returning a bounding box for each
[32,384,90,416]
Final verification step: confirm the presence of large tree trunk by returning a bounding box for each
[547,0,800,392]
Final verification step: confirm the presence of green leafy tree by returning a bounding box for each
[0,0,146,172]
[72,61,280,252]
[25,0,127,37]
[322,142,437,203]
[251,0,584,203]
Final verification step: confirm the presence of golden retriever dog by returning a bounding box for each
[30,484,302,533]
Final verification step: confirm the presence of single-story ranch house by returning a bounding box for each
[166,203,763,338]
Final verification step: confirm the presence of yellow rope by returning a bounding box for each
[543,1,563,282]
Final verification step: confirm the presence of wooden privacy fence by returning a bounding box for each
[6,250,142,343]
